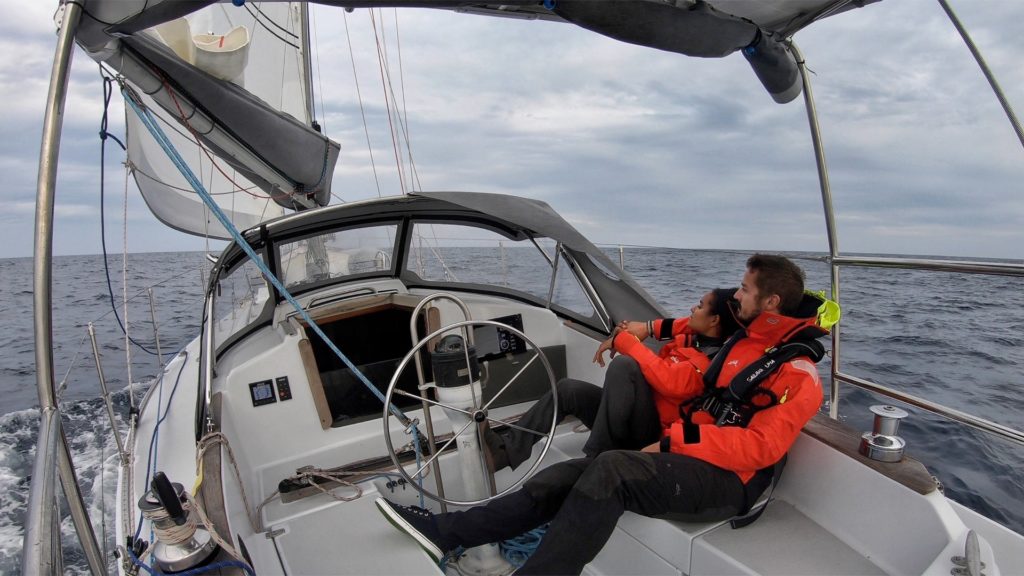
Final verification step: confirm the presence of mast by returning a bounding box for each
[300,2,317,127]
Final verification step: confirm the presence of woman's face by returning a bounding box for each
[688,291,720,337]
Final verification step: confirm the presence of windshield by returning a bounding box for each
[405,222,598,321]
[277,224,399,290]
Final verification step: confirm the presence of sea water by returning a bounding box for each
[1,249,1022,574]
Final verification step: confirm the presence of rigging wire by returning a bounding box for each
[249,1,300,38]
[98,70,159,356]
[343,10,383,197]
[369,9,407,194]
[391,9,423,192]
[130,163,261,196]
[141,82,278,201]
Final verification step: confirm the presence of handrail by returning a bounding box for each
[408,292,479,511]
[834,371,1024,447]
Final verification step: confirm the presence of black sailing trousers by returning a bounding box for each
[433,452,749,575]
[503,355,664,468]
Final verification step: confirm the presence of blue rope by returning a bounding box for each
[501,525,548,568]
[122,91,410,422]
[411,427,425,508]
[122,92,430,521]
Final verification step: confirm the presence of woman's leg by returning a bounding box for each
[581,356,663,457]
[496,379,603,469]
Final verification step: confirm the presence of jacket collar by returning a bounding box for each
[744,291,833,345]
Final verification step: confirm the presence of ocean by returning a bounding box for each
[2,249,1023,574]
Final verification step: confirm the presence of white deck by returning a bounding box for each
[231,420,994,576]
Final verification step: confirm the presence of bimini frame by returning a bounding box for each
[791,0,1024,447]
[23,2,106,574]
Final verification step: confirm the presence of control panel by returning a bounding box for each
[249,376,294,407]
[473,314,528,360]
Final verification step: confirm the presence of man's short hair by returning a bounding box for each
[746,254,805,316]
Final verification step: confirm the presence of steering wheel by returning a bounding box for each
[382,320,558,506]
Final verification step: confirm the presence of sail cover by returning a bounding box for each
[77,1,338,238]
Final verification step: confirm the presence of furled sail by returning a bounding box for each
[77,1,338,239]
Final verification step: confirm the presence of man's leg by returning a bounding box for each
[582,356,663,456]
[377,459,591,557]
[517,451,747,576]
[435,457,591,547]
[497,380,603,469]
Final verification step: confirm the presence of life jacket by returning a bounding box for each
[681,334,826,428]
[679,290,835,428]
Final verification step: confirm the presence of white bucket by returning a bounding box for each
[192,25,251,84]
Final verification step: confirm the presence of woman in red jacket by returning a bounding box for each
[489,287,741,470]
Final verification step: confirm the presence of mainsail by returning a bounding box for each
[78,1,338,239]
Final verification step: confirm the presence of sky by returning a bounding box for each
[1,0,1022,260]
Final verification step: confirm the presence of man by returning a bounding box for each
[377,254,836,575]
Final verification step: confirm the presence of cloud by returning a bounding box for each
[2,1,1023,260]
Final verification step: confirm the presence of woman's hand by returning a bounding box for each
[592,328,621,367]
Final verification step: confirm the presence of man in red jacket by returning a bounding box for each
[377,254,835,575]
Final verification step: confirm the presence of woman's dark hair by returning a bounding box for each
[709,288,742,338]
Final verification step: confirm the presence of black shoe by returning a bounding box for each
[375,497,446,563]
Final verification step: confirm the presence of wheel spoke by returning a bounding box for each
[393,388,475,418]
[409,416,476,479]
[482,351,539,412]
[492,418,549,439]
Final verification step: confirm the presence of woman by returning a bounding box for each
[488,287,742,470]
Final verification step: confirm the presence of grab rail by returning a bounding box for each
[833,371,1024,446]
[831,255,1024,277]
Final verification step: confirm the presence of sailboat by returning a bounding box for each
[24,1,1024,575]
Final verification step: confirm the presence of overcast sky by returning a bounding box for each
[1,0,1022,260]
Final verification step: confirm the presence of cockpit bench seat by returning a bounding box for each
[587,414,940,575]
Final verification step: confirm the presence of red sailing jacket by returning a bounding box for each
[614,309,825,484]
[611,318,711,428]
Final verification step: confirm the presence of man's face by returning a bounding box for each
[734,269,766,322]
